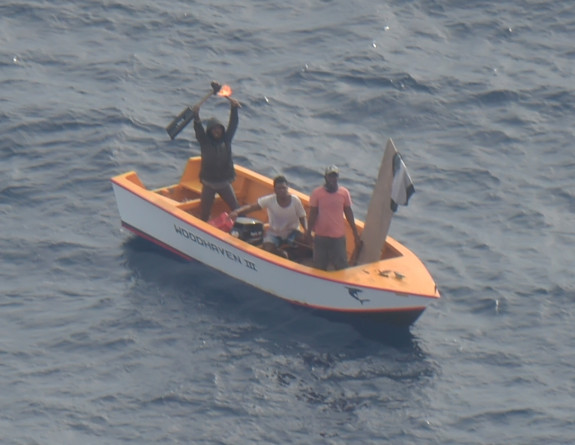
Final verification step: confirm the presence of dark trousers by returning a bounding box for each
[200,183,239,221]
[313,235,348,270]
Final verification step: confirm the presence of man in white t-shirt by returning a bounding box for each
[230,175,308,258]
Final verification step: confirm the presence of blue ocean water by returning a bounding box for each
[1,0,574,443]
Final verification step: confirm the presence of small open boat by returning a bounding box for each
[111,141,440,325]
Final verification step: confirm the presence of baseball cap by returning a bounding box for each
[325,165,339,176]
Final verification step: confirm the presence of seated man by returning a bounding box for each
[230,175,308,258]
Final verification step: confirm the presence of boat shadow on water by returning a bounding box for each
[121,236,421,350]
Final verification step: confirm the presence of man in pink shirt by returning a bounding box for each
[306,165,360,270]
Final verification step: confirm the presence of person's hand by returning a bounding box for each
[305,231,313,244]
[228,97,241,108]
[191,104,200,116]
[210,81,222,94]
[229,210,239,221]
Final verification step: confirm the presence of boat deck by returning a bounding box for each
[148,157,403,267]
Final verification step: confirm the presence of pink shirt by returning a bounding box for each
[309,186,352,238]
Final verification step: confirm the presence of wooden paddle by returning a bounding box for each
[166,81,222,140]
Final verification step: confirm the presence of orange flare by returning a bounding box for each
[217,84,233,97]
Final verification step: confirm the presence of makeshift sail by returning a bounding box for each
[355,139,414,265]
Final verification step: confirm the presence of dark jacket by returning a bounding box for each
[193,107,238,184]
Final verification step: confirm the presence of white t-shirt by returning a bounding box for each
[257,194,306,239]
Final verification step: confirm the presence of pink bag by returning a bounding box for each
[208,212,234,232]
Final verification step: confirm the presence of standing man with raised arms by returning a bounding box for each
[190,81,242,221]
